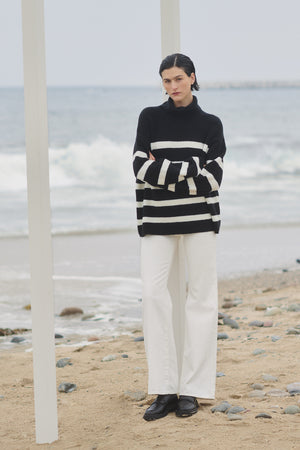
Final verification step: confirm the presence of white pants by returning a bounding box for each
[140,232,218,399]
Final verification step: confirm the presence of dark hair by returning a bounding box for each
[159,53,199,91]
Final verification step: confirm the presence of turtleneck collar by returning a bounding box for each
[162,95,199,113]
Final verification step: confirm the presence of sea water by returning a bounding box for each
[1,85,300,237]
[1,86,300,345]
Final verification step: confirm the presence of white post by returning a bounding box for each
[160,0,185,375]
[21,0,58,444]
[160,0,180,57]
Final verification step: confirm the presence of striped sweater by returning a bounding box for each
[133,96,226,237]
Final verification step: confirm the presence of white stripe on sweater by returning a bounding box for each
[192,156,201,175]
[133,150,148,159]
[136,196,219,208]
[137,213,220,225]
[157,159,170,185]
[178,161,189,181]
[206,157,224,169]
[136,196,219,209]
[202,168,219,191]
[136,160,153,181]
[150,141,209,153]
[187,177,197,195]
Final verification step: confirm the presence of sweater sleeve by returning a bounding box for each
[168,117,226,196]
[133,109,200,187]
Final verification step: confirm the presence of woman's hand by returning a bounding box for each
[149,152,155,161]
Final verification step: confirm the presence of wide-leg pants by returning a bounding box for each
[140,232,218,399]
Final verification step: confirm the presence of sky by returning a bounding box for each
[1,0,300,86]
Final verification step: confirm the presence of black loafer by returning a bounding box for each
[143,394,178,421]
[176,395,199,417]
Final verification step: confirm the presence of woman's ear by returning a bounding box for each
[190,72,195,86]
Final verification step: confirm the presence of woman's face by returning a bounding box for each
[161,66,195,107]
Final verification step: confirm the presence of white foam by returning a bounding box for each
[0,135,135,192]
[1,135,300,193]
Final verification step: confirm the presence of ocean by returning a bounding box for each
[1,86,300,347]
[1,85,300,237]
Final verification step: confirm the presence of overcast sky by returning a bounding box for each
[1,0,300,86]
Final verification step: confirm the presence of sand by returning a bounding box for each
[1,269,300,449]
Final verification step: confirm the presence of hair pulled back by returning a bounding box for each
[159,53,199,91]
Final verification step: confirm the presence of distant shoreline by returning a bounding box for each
[1,81,300,90]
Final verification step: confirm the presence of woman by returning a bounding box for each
[133,53,226,421]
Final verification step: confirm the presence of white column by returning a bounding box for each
[160,0,185,378]
[21,0,58,444]
[160,0,180,58]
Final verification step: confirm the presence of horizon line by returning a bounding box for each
[1,80,300,89]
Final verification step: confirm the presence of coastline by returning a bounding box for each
[1,225,300,348]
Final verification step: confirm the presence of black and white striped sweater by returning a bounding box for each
[133,96,226,237]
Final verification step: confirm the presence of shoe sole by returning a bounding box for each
[176,407,198,417]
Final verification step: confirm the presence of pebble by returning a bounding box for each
[264,307,282,317]
[101,354,116,362]
[223,317,239,329]
[263,321,273,327]
[59,307,84,316]
[124,390,146,401]
[283,405,300,415]
[262,374,278,382]
[55,333,64,339]
[287,304,300,312]
[56,358,72,368]
[248,390,266,398]
[217,332,229,340]
[58,382,77,393]
[286,328,300,335]
[287,382,300,395]
[253,349,266,356]
[266,389,288,397]
[11,336,26,343]
[255,305,267,311]
[222,302,235,309]
[218,312,228,320]
[249,320,264,327]
[23,304,31,310]
[226,406,246,415]
[134,336,144,342]
[0,395,4,400]
[216,372,225,377]
[251,383,264,390]
[255,413,272,419]
[211,401,231,413]
[121,354,128,358]
[227,414,243,421]
[271,335,281,342]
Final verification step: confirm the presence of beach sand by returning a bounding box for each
[1,268,300,449]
